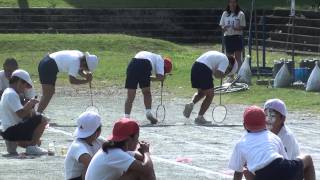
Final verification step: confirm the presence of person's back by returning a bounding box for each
[85,118,155,180]
[85,148,135,180]
[230,130,287,173]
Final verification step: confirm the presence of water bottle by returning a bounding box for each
[48,141,56,156]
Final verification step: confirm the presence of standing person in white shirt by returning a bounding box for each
[0,58,35,100]
[64,111,104,180]
[228,105,315,180]
[37,50,99,113]
[0,69,49,155]
[183,51,238,125]
[264,98,300,160]
[124,51,172,124]
[220,0,246,82]
[85,118,156,180]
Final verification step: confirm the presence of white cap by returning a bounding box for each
[264,99,287,117]
[11,69,33,88]
[228,60,238,75]
[85,52,98,72]
[74,111,101,138]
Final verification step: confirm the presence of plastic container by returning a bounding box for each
[294,68,311,83]
[273,59,294,78]
[299,59,320,70]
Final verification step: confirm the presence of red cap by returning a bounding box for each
[108,118,139,142]
[164,57,172,74]
[243,106,266,131]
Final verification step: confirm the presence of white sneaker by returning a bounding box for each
[26,145,48,156]
[183,103,194,118]
[146,113,158,124]
[195,116,212,125]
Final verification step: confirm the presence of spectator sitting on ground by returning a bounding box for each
[85,118,156,180]
[64,111,105,180]
[264,98,300,159]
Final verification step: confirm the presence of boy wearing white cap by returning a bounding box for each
[64,111,104,180]
[37,50,99,113]
[0,69,49,155]
[264,98,300,160]
[183,51,238,125]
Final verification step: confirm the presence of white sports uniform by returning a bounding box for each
[85,148,135,180]
[219,11,246,36]
[134,51,164,76]
[228,130,288,174]
[64,138,104,179]
[278,125,300,160]
[49,50,83,77]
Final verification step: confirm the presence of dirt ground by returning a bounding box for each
[0,86,319,180]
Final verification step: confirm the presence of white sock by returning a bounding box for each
[124,114,130,118]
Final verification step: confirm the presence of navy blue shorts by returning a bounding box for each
[191,62,213,90]
[1,115,43,141]
[125,58,152,89]
[254,158,304,180]
[224,35,243,53]
[38,55,59,86]
[69,176,81,180]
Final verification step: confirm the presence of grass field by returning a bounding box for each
[0,34,320,111]
[0,0,318,10]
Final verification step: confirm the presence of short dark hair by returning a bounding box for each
[3,58,18,68]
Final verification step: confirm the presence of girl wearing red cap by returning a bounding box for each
[228,106,315,180]
[85,118,156,180]
[124,51,172,124]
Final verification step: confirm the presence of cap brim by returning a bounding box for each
[107,135,128,142]
[74,128,95,139]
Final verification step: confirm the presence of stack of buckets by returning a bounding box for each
[273,58,319,83]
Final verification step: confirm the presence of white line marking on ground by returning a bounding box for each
[46,127,232,179]
[152,156,232,178]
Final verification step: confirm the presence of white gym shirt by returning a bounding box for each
[219,11,246,36]
[49,50,82,78]
[278,125,300,160]
[134,51,165,76]
[196,51,229,75]
[85,148,135,180]
[64,138,104,180]
[228,130,288,174]
[0,88,24,131]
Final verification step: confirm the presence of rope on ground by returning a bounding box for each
[214,83,249,94]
